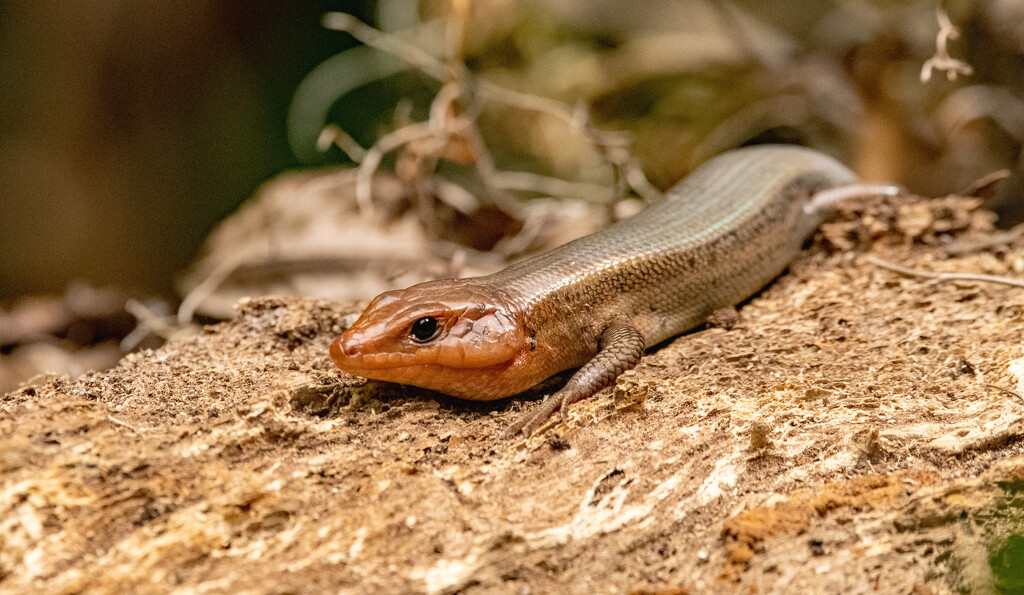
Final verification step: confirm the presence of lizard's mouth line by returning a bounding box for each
[330,335,522,372]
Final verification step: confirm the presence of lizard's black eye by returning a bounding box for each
[409,316,440,343]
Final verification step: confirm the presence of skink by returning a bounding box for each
[330,145,896,436]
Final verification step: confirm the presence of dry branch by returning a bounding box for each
[866,255,1024,289]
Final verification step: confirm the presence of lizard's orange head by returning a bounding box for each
[330,279,534,399]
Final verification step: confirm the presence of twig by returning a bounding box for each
[322,12,449,80]
[866,255,1024,289]
[106,415,141,434]
[489,171,615,201]
[177,250,252,326]
[959,168,1011,198]
[325,11,578,129]
[352,81,466,217]
[985,384,1024,406]
[323,12,664,205]
[427,80,463,131]
[921,7,973,83]
[355,122,435,214]
[425,177,480,214]
[452,113,611,205]
[625,161,664,204]
[446,0,469,67]
[357,88,621,220]
[122,299,185,350]
[943,228,1023,257]
[317,125,367,162]
[474,80,662,204]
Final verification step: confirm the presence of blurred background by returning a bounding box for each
[0,0,368,298]
[2,0,1023,389]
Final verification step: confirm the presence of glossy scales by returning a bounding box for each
[487,145,856,374]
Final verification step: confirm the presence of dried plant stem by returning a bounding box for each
[176,251,252,326]
[317,125,368,162]
[322,11,663,208]
[322,12,448,80]
[866,255,1024,289]
[921,7,973,83]
[354,122,434,214]
[985,384,1024,406]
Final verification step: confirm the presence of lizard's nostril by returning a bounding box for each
[330,335,361,362]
